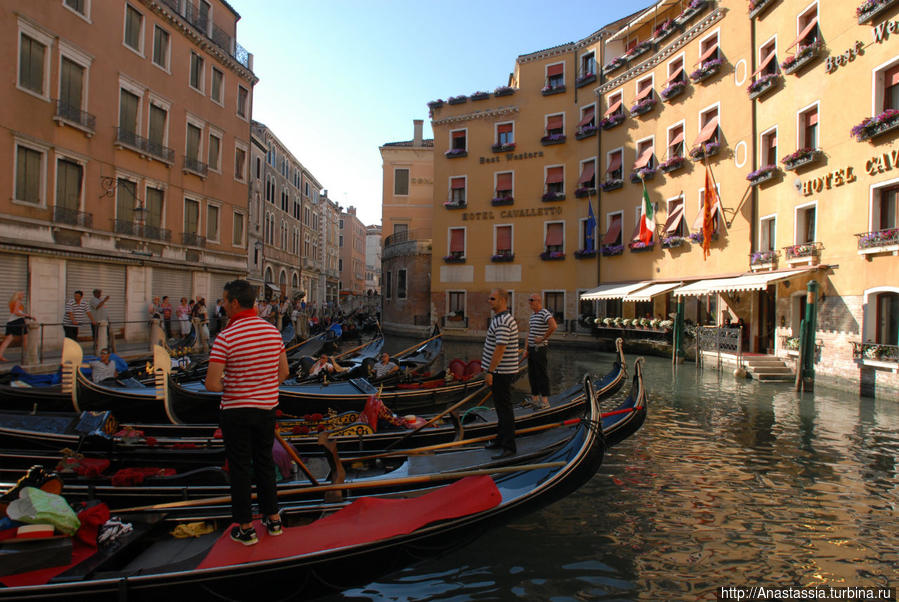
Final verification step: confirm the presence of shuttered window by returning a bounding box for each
[233,212,245,246]
[56,159,82,210]
[15,146,42,204]
[60,57,84,110]
[153,26,169,68]
[235,147,246,180]
[496,225,512,253]
[149,105,167,147]
[206,205,219,242]
[184,199,200,235]
[211,68,223,103]
[119,89,139,134]
[394,168,409,195]
[146,187,164,229]
[449,228,465,254]
[19,34,45,94]
[208,134,221,170]
[190,52,204,91]
[116,179,136,223]
[124,5,143,52]
[186,123,202,161]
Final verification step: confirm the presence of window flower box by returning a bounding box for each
[652,19,676,43]
[600,113,625,130]
[660,156,686,173]
[427,99,444,109]
[690,58,723,84]
[601,244,624,256]
[630,96,657,116]
[746,165,779,185]
[631,167,657,182]
[491,196,514,206]
[574,248,597,258]
[445,148,468,158]
[540,251,565,260]
[541,85,566,96]
[857,0,899,24]
[781,148,822,171]
[470,91,489,101]
[603,56,626,75]
[747,73,781,99]
[494,86,515,97]
[576,72,597,88]
[542,191,566,202]
[783,336,800,351]
[784,242,820,260]
[851,109,899,142]
[662,235,687,249]
[689,231,719,244]
[491,253,515,262]
[492,142,515,153]
[576,125,598,140]
[601,178,623,192]
[689,141,721,161]
[750,249,779,267]
[541,134,567,146]
[575,187,596,198]
[674,0,707,26]
[629,240,655,252]
[447,95,468,105]
[854,342,899,363]
[624,41,653,61]
[661,80,687,102]
[856,228,899,250]
[443,255,465,263]
[781,41,824,75]
[443,201,467,209]
[749,0,776,19]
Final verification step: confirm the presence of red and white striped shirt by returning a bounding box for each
[209,313,285,410]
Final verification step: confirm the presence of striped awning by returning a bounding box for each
[580,281,651,301]
[672,269,814,296]
[623,281,683,302]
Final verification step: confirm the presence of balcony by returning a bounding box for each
[857,0,898,24]
[53,100,96,136]
[749,0,777,19]
[782,148,823,171]
[183,156,209,178]
[784,241,821,263]
[159,0,252,70]
[182,232,207,247]
[856,227,899,255]
[384,228,431,248]
[113,220,172,242]
[53,206,93,228]
[114,128,174,164]
[750,249,780,270]
[781,41,824,75]
[853,342,899,370]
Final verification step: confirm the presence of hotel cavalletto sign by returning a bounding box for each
[826,18,899,75]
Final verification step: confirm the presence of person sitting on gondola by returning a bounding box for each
[89,348,118,383]
[372,352,400,380]
[308,353,346,378]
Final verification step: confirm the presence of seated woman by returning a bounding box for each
[308,353,347,378]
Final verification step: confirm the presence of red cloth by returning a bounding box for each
[0,539,94,587]
[56,457,109,478]
[359,395,380,433]
[74,503,110,547]
[110,467,176,487]
[197,476,501,569]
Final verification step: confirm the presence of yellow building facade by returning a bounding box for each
[428,0,899,395]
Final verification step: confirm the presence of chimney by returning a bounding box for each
[413,119,423,146]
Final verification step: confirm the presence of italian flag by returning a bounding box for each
[638,180,655,244]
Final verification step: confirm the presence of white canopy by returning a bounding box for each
[672,269,813,296]
[580,282,651,300]
[623,281,683,302]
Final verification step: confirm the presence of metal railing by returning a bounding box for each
[115,128,174,163]
[183,156,209,177]
[158,0,252,70]
[53,206,93,228]
[112,220,172,242]
[855,228,899,250]
[852,341,899,363]
[55,99,96,132]
[784,241,821,260]
[750,249,780,267]
[145,138,175,163]
[384,228,432,247]
[697,326,743,371]
[181,232,206,247]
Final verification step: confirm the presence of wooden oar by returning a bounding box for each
[334,337,378,360]
[274,429,319,486]
[115,461,566,513]
[382,384,489,452]
[285,334,314,355]
[346,417,584,463]
[392,332,442,359]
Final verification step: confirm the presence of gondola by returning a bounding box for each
[0,376,608,601]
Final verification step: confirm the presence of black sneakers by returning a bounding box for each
[230,525,258,546]
[261,516,283,537]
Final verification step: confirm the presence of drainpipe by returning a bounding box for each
[749,4,759,352]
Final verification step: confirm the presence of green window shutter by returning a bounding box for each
[60,57,84,110]
[146,187,164,229]
[186,124,201,160]
[56,159,82,210]
[116,179,136,222]
[119,89,139,133]
[148,105,166,147]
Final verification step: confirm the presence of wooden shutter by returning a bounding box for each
[451,177,466,189]
[146,187,164,229]
[497,123,513,134]
[546,166,564,184]
[496,173,513,191]
[60,57,83,109]
[187,124,201,161]
[184,199,199,234]
[116,179,136,222]
[56,159,82,210]
[545,223,563,246]
[547,64,563,77]
[149,105,166,147]
[16,146,41,204]
[496,225,512,251]
[208,135,220,169]
[119,89,139,133]
[450,228,465,253]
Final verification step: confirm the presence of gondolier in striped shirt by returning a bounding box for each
[482,289,519,459]
[205,279,289,546]
[524,294,557,409]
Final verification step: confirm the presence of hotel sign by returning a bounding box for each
[801,167,857,195]
[826,19,899,75]
[479,150,544,164]
[461,206,563,221]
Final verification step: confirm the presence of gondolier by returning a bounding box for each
[524,294,557,409]
[205,279,289,546]
[482,289,519,459]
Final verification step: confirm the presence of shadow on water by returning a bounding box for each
[332,341,898,601]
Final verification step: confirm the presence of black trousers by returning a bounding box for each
[527,346,550,396]
[63,326,79,341]
[491,373,516,452]
[220,408,279,524]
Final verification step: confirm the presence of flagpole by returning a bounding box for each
[703,153,727,232]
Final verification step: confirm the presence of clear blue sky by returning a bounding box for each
[230,0,651,225]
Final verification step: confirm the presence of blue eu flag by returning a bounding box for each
[586,200,597,251]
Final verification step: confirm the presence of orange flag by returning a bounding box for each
[702,164,716,260]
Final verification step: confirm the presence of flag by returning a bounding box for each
[585,199,597,251]
[638,180,654,245]
[702,164,717,260]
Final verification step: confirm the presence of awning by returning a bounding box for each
[787,16,818,51]
[606,153,622,173]
[694,41,719,66]
[606,0,681,43]
[577,106,596,128]
[451,177,466,189]
[496,173,513,191]
[546,115,564,131]
[604,99,623,118]
[546,166,564,184]
[634,147,654,169]
[635,84,653,101]
[266,283,281,292]
[693,117,719,146]
[601,216,622,245]
[751,50,777,78]
[664,66,684,87]
[545,223,564,246]
[580,281,651,301]
[623,281,683,302]
[691,200,724,231]
[662,202,685,234]
[672,269,814,296]
[547,63,563,77]
[578,162,595,186]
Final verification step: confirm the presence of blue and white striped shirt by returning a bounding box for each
[482,310,519,374]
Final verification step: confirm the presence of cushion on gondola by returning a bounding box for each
[197,475,501,569]
[464,360,482,377]
[448,359,466,380]
[395,379,443,389]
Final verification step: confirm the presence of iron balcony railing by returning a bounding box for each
[384,228,432,248]
[53,206,93,228]
[183,156,209,177]
[54,99,96,132]
[112,220,172,242]
[159,0,252,70]
[142,224,172,242]
[855,227,899,250]
[784,241,822,260]
[144,139,175,163]
[182,232,206,247]
[115,128,174,163]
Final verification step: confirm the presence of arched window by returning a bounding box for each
[279,269,287,287]
[264,266,273,283]
[292,272,299,289]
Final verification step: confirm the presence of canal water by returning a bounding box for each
[331,340,898,600]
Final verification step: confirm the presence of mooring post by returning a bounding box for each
[801,280,818,393]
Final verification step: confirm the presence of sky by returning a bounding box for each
[230,0,652,226]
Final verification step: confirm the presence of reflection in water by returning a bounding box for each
[334,343,898,600]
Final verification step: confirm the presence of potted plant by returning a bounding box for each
[576,71,597,87]
[539,250,565,260]
[492,142,516,152]
[541,133,567,145]
[675,0,708,25]
[689,230,718,244]
[652,19,676,42]
[650,318,661,329]
[470,91,489,101]
[575,186,597,198]
[443,200,466,209]
[625,40,653,61]
[689,141,720,160]
[660,156,686,173]
[601,244,624,256]
[660,319,674,330]
[630,96,657,116]
[629,240,654,252]
[574,248,597,258]
[747,73,780,99]
[746,164,779,185]
[690,57,723,83]
[601,178,623,192]
[660,80,687,102]
[781,148,822,170]
[576,124,598,139]
[494,86,515,97]
[491,195,514,206]
[600,113,625,130]
[851,109,899,141]
[750,249,778,266]
[857,0,899,24]
[856,228,899,249]
[443,254,465,263]
[631,166,657,182]
[621,318,631,328]
[491,252,514,262]
[541,84,566,96]
[427,99,444,109]
[662,235,687,248]
[781,40,824,75]
[542,191,565,202]
[603,56,626,75]
[447,95,468,105]
[444,148,468,158]
[749,0,776,18]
